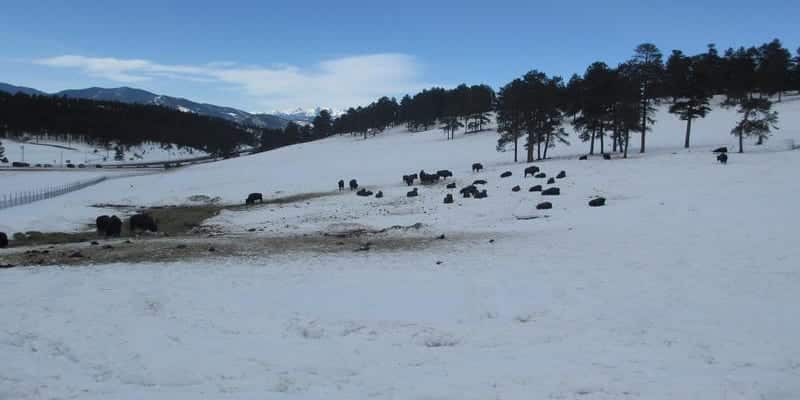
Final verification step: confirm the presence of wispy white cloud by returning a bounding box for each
[34,54,429,111]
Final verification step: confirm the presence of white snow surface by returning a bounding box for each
[1,96,800,398]
[0,138,207,166]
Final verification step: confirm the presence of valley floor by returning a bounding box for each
[1,98,799,399]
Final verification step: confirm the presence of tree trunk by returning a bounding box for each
[756,135,763,145]
[624,128,630,159]
[640,95,648,153]
[543,131,551,159]
[527,130,534,163]
[612,121,618,152]
[599,122,605,154]
[589,126,596,155]
[684,115,693,149]
[514,131,518,162]
[739,132,744,153]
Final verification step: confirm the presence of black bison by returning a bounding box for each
[96,215,111,236]
[436,170,453,179]
[589,197,606,207]
[542,187,560,196]
[529,185,542,192]
[547,177,556,184]
[472,163,483,173]
[603,153,611,160]
[246,192,263,205]
[556,170,566,179]
[717,153,728,164]
[338,179,345,191]
[130,213,158,233]
[534,172,546,178]
[420,171,440,184]
[474,189,488,199]
[356,188,373,197]
[524,166,540,177]
[407,188,419,197]
[712,147,728,153]
[446,182,456,189]
[443,194,454,204]
[579,155,588,160]
[349,179,358,190]
[375,191,383,198]
[512,185,521,192]
[473,179,487,185]
[107,216,122,237]
[536,202,553,210]
[500,171,512,178]
[460,185,479,198]
[402,174,416,186]
[0,232,7,248]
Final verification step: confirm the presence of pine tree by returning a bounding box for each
[756,39,792,101]
[731,98,779,153]
[666,51,712,148]
[629,43,664,153]
[312,109,333,138]
[0,140,4,159]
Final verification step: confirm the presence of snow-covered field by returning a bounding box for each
[0,137,207,166]
[1,97,799,399]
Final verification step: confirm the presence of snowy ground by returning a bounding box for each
[0,137,207,167]
[1,97,799,399]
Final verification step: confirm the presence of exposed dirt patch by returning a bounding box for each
[0,229,464,267]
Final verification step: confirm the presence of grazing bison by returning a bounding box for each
[356,188,373,197]
[534,172,546,179]
[246,192,263,205]
[603,153,611,160]
[473,179,487,185]
[717,153,728,164]
[375,191,383,198]
[420,171,440,184]
[446,182,456,189]
[500,171,512,178]
[96,215,111,236]
[542,187,560,196]
[443,194,454,204]
[460,185,479,198]
[529,185,542,192]
[0,232,7,248]
[107,216,122,237]
[436,170,453,179]
[536,202,553,210]
[130,213,158,233]
[403,175,416,186]
[475,189,488,199]
[556,170,566,179]
[407,188,419,197]
[472,163,483,173]
[338,179,345,191]
[547,177,556,184]
[349,179,358,191]
[588,197,606,207]
[712,147,728,153]
[524,166,540,177]
[512,185,521,192]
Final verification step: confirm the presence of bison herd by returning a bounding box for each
[95,213,158,237]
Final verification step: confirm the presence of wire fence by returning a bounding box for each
[0,176,108,210]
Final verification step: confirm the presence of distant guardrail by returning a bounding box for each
[0,176,107,210]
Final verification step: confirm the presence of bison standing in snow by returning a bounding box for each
[130,213,158,233]
[0,232,8,248]
[338,179,345,191]
[717,153,728,164]
[472,163,483,173]
[349,179,359,191]
[246,192,263,205]
[96,215,111,236]
[524,166,540,177]
[107,216,122,237]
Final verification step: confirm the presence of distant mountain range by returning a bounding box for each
[272,107,340,123]
[0,82,305,129]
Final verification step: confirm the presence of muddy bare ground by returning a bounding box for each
[0,229,468,267]
[0,190,479,267]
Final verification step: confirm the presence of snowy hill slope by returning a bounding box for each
[0,138,208,167]
[1,97,799,399]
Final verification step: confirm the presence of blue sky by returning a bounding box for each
[1,0,798,112]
